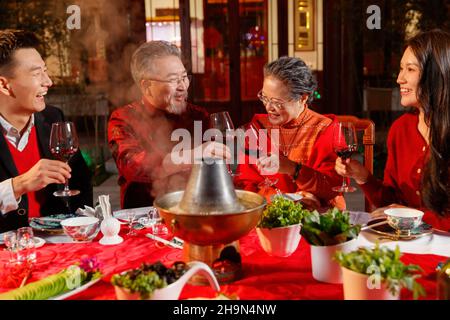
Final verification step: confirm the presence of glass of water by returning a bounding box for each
[149,208,168,236]
[125,211,137,236]
[17,227,36,263]
[3,231,19,263]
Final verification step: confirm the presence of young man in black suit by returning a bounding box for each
[0,29,93,232]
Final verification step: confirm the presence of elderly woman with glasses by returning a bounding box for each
[234,56,344,210]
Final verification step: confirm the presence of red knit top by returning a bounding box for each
[360,111,450,231]
[5,126,42,218]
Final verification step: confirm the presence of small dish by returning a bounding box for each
[1,236,46,248]
[61,217,100,242]
[270,193,303,203]
[384,208,424,235]
[49,278,101,300]
[30,214,79,234]
[367,218,432,240]
[33,237,45,248]
[113,206,153,222]
[114,261,220,300]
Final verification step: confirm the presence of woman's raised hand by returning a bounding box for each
[334,157,370,185]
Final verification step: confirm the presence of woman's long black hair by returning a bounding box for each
[407,29,450,216]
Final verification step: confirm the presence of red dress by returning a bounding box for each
[108,100,208,208]
[360,111,450,231]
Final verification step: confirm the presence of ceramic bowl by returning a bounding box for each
[341,267,399,300]
[114,261,220,300]
[384,208,424,233]
[310,238,358,284]
[60,217,100,242]
[256,224,302,257]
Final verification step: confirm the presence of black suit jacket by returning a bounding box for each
[0,105,93,232]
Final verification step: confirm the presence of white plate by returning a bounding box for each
[270,193,304,202]
[49,278,101,300]
[0,235,45,247]
[283,193,303,201]
[113,206,154,222]
[34,237,45,248]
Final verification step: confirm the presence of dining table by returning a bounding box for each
[0,210,449,300]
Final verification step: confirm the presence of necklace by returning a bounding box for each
[277,108,308,157]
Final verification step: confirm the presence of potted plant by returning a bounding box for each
[335,244,425,300]
[111,261,220,300]
[300,208,361,283]
[256,196,307,257]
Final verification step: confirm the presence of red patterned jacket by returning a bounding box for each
[108,100,208,208]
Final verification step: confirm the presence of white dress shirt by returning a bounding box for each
[0,114,35,215]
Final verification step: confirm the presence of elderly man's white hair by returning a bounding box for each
[130,40,181,87]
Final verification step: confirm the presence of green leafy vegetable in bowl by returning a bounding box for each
[300,207,361,246]
[334,244,426,299]
[257,196,307,229]
[111,261,187,299]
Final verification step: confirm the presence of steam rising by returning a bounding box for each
[69,0,186,200]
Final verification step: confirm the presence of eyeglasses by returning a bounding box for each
[257,90,294,110]
[147,74,192,86]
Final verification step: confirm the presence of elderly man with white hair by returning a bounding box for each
[108,41,228,209]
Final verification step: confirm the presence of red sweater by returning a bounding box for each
[5,126,42,218]
[360,111,450,231]
[234,110,344,208]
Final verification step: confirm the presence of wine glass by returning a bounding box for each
[3,231,18,263]
[239,122,279,189]
[332,122,358,192]
[137,208,168,236]
[49,122,80,197]
[209,111,239,177]
[125,210,137,236]
[17,227,36,263]
[148,208,168,236]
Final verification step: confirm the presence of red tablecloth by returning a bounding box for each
[0,229,445,300]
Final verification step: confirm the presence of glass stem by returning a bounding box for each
[63,161,70,192]
[63,178,70,192]
[341,176,348,190]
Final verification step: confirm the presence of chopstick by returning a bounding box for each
[20,268,33,288]
[145,233,183,249]
[361,220,389,231]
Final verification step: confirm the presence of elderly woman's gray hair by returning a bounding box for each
[130,40,181,86]
[264,56,317,105]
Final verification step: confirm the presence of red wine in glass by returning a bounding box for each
[332,122,357,193]
[209,111,240,177]
[49,122,80,197]
[239,122,278,188]
[335,145,357,160]
[239,122,262,158]
[50,146,78,162]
